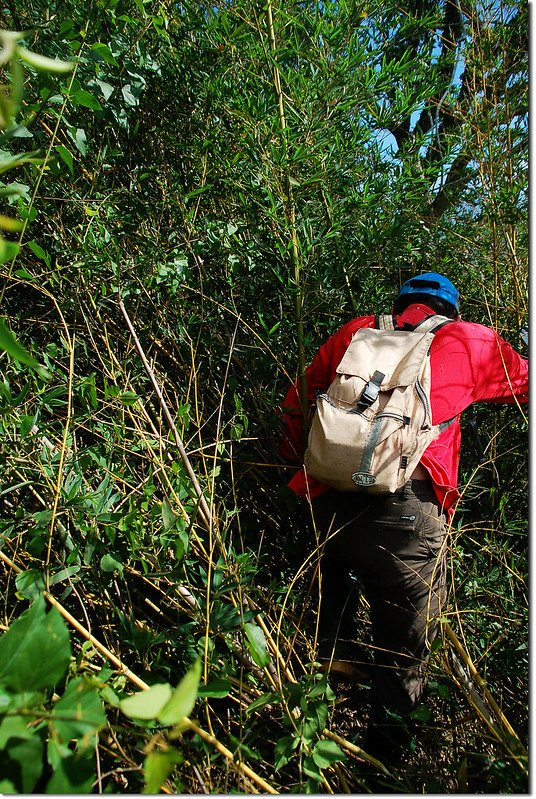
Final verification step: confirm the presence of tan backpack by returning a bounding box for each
[304,314,453,494]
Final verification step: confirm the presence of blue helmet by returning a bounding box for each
[397,272,459,313]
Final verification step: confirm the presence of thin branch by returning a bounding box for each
[119,298,213,532]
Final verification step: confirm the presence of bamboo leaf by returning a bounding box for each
[120,683,173,720]
[244,622,270,668]
[0,318,51,378]
[157,659,201,725]
[17,47,74,73]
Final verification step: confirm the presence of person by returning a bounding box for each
[279,273,528,762]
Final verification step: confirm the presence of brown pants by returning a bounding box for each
[311,479,447,715]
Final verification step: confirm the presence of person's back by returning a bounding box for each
[281,275,528,514]
[279,272,528,764]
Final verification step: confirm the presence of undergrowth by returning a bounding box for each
[0,0,528,793]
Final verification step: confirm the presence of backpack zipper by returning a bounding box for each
[377,412,410,424]
[415,379,431,428]
[316,392,336,407]
[319,393,409,424]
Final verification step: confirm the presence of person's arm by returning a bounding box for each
[279,336,336,464]
[431,321,528,423]
[467,325,528,405]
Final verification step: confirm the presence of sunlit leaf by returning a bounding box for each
[144,750,183,794]
[157,659,201,725]
[17,47,74,73]
[120,683,173,720]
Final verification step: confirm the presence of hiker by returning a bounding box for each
[279,273,528,762]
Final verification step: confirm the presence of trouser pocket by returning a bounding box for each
[372,491,421,534]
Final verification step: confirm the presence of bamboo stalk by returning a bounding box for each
[444,622,527,766]
[119,298,213,531]
[265,0,308,435]
[0,549,279,794]
[185,720,278,794]
[45,329,75,591]
[322,729,390,774]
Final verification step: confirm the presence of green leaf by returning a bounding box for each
[410,704,432,722]
[73,89,102,111]
[96,79,114,101]
[55,144,74,175]
[48,565,80,587]
[157,659,201,725]
[0,687,44,713]
[303,754,324,782]
[90,42,119,66]
[162,498,177,531]
[311,739,346,768]
[144,750,183,794]
[120,683,173,720]
[302,701,328,742]
[185,184,213,200]
[51,677,107,746]
[0,596,71,691]
[100,553,124,575]
[0,318,50,378]
[15,568,46,600]
[122,83,139,107]
[244,622,270,668]
[0,238,19,265]
[274,735,297,771]
[17,47,74,73]
[46,742,95,793]
[0,715,44,792]
[13,268,34,281]
[246,691,281,714]
[26,239,51,266]
[71,127,88,156]
[197,678,231,698]
[119,390,138,405]
[0,213,23,232]
[0,150,44,175]
[9,124,33,138]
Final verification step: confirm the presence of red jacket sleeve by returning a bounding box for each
[279,336,335,464]
[429,321,528,424]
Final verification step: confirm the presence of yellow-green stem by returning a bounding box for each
[266,0,308,433]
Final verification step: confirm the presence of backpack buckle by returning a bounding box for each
[357,370,385,408]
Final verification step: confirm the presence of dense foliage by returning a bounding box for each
[0,0,528,793]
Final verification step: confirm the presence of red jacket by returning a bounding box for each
[280,303,528,515]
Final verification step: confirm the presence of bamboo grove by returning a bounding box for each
[0,0,528,793]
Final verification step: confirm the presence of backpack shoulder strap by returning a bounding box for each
[414,315,456,432]
[413,314,453,335]
[375,314,395,331]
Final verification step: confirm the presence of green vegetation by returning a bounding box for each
[0,0,527,793]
